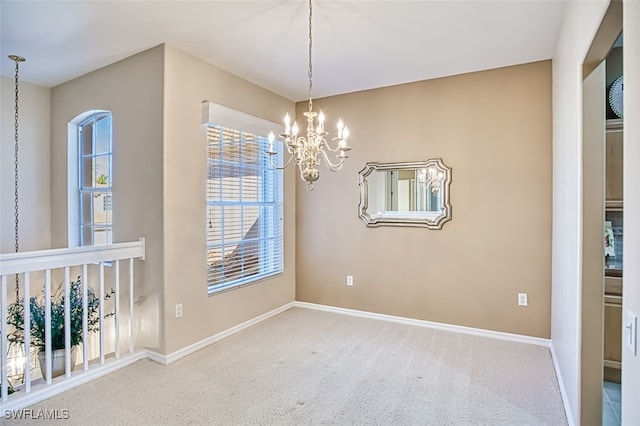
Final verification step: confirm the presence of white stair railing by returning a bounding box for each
[0,238,145,404]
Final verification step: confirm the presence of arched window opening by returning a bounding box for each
[78,113,113,245]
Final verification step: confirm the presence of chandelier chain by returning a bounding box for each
[13,57,22,299]
[307,0,313,113]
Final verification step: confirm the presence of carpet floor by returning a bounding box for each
[5,307,568,425]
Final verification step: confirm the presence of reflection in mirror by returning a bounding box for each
[358,159,452,229]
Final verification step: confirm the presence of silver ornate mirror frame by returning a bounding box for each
[358,159,452,229]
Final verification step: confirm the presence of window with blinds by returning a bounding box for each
[206,124,284,294]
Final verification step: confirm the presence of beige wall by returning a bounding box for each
[622,1,640,422]
[1,77,51,253]
[49,43,297,355]
[50,46,165,350]
[295,61,552,338]
[161,45,296,354]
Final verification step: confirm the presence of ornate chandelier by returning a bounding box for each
[418,167,445,194]
[266,0,351,190]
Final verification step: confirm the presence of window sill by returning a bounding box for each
[207,271,283,296]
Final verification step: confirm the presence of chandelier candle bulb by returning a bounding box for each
[284,114,291,134]
[268,132,275,153]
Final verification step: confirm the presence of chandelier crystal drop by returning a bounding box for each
[266,0,351,190]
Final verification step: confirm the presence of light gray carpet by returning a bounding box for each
[5,307,567,425]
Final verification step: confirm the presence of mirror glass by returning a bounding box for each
[358,159,452,229]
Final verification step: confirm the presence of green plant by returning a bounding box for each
[1,375,15,395]
[96,174,108,185]
[7,277,114,351]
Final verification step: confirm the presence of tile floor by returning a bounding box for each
[603,381,622,425]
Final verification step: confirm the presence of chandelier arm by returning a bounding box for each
[267,151,295,170]
[320,149,346,172]
[282,145,296,157]
[321,138,346,153]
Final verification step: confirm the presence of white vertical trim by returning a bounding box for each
[67,122,80,248]
[550,342,575,426]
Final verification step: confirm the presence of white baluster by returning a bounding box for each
[99,262,105,365]
[44,269,52,384]
[129,258,134,354]
[24,272,31,393]
[1,275,8,402]
[64,266,71,377]
[82,264,88,371]
[115,260,120,359]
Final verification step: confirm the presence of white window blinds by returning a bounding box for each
[206,119,284,294]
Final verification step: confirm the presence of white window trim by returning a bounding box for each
[201,102,280,138]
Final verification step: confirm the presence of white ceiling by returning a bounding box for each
[0,0,567,102]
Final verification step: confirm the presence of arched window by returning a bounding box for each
[77,113,113,245]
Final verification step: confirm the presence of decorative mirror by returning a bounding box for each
[358,159,452,229]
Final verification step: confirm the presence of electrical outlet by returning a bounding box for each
[518,293,528,307]
[176,304,183,318]
[346,275,354,286]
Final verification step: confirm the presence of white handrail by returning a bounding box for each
[0,238,145,403]
[0,238,145,275]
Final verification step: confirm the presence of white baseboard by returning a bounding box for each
[293,301,551,347]
[4,300,561,414]
[549,341,576,426]
[2,349,148,411]
[148,301,297,365]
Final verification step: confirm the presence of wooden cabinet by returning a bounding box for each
[606,119,623,201]
[604,294,622,382]
[604,119,623,383]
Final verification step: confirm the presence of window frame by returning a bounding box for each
[78,112,113,246]
[203,102,285,295]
